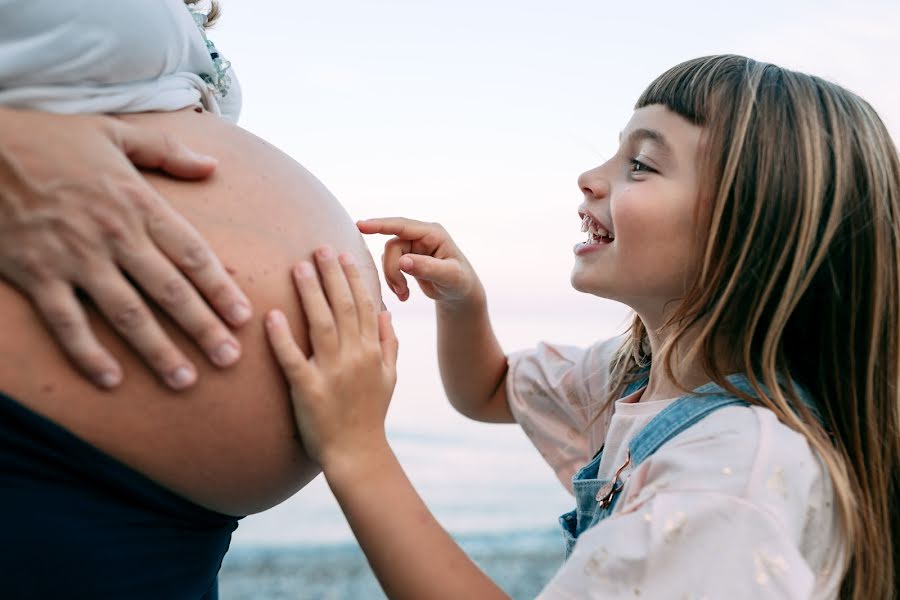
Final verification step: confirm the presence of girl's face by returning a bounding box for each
[571,104,705,323]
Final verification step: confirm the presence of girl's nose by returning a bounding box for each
[577,166,610,200]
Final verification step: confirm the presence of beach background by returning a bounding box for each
[209,1,900,597]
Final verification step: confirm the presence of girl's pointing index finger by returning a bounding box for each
[356,217,433,240]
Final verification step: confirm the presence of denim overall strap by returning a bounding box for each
[627,393,749,468]
[625,372,821,485]
[559,373,754,557]
[608,374,759,513]
[622,371,650,398]
[557,369,650,555]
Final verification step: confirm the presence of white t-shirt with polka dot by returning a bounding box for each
[506,338,846,599]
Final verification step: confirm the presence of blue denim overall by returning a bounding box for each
[559,373,806,557]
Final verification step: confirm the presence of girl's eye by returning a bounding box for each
[628,158,655,174]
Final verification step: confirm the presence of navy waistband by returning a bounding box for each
[0,391,240,599]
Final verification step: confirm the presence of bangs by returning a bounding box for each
[635,55,757,126]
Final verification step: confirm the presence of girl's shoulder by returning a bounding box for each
[504,335,627,489]
[622,402,840,558]
[545,402,846,599]
[506,335,624,406]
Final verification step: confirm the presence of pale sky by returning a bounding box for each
[207,0,900,545]
[212,0,900,320]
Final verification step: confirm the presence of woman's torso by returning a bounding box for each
[0,107,381,516]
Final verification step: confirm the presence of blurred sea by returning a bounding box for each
[220,529,565,600]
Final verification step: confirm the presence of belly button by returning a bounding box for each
[194,106,204,113]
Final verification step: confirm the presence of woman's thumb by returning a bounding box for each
[118,121,218,180]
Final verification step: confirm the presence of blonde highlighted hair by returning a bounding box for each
[606,55,899,599]
[183,0,221,28]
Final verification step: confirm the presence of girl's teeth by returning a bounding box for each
[581,214,615,241]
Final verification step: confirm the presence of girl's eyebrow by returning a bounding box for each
[619,127,674,161]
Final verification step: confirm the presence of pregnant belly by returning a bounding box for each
[0,107,381,516]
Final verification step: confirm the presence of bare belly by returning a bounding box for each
[0,107,381,516]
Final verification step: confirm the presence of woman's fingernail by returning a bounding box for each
[339,253,356,266]
[316,246,333,259]
[399,256,413,271]
[229,303,252,324]
[212,341,240,366]
[166,366,196,389]
[187,148,217,164]
[96,371,122,388]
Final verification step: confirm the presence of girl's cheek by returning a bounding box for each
[611,197,639,234]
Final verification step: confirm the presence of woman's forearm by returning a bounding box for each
[324,442,510,600]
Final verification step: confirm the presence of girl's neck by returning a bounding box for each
[641,368,711,402]
[639,316,735,403]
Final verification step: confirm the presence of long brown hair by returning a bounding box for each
[605,55,899,599]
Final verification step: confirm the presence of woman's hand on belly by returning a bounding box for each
[0,107,384,516]
[0,107,252,390]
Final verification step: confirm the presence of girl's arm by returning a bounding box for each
[358,218,513,423]
[325,441,508,600]
[436,296,511,423]
[265,246,509,600]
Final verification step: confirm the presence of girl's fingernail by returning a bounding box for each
[339,253,356,266]
[229,303,252,323]
[296,262,315,277]
[399,256,413,271]
[316,246,333,259]
[212,340,241,366]
[166,365,196,389]
[266,310,285,327]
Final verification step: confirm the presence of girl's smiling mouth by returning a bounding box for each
[575,212,614,255]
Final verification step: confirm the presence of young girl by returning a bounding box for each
[264,55,900,599]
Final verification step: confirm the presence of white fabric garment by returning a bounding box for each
[506,338,846,599]
[0,0,241,121]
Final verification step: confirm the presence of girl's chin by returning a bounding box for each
[569,271,609,297]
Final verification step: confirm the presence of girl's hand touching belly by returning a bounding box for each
[265,246,398,470]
